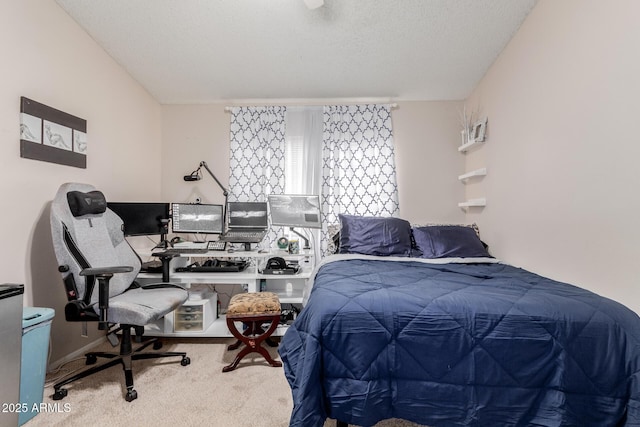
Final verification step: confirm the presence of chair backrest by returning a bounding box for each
[50,183,141,307]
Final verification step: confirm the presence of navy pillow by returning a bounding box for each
[413,225,491,258]
[339,214,413,257]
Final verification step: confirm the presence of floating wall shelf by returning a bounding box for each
[458,138,485,153]
[458,167,487,182]
[458,198,487,209]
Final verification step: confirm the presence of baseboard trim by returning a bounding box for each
[48,336,107,372]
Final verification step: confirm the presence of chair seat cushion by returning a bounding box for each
[107,285,188,326]
[227,292,281,318]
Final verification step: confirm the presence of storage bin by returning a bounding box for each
[171,294,217,333]
[19,307,55,426]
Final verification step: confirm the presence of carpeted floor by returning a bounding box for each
[24,338,423,427]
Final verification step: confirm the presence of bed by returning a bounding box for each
[278,216,640,427]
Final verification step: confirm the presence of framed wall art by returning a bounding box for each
[20,97,87,168]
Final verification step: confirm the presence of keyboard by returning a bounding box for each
[175,261,248,273]
[219,230,266,243]
[155,248,209,255]
[206,241,227,251]
[157,241,227,255]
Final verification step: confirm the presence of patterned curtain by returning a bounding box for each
[227,104,398,256]
[228,106,287,247]
[320,104,399,255]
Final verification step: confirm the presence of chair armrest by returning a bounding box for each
[139,282,187,291]
[79,266,134,329]
[80,266,133,276]
[151,251,178,259]
[151,252,178,282]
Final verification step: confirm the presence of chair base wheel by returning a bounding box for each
[125,389,138,402]
[50,325,189,402]
[53,389,68,400]
[153,341,163,350]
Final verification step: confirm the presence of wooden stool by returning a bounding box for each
[223,292,282,372]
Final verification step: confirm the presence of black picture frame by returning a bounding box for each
[19,97,87,168]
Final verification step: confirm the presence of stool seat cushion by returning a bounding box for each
[227,292,281,318]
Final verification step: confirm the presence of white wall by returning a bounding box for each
[159,101,465,233]
[393,101,465,224]
[160,104,231,207]
[0,1,162,362]
[465,0,640,312]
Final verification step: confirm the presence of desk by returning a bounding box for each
[138,249,312,338]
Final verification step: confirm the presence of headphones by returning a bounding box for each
[203,259,218,267]
[266,257,287,270]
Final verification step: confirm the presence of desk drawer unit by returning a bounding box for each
[172,295,217,332]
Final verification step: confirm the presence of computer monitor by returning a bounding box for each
[268,195,322,229]
[171,203,224,234]
[107,202,171,237]
[226,202,268,229]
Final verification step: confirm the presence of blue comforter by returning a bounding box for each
[279,255,640,427]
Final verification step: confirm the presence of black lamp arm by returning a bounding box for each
[199,161,229,197]
[185,160,229,226]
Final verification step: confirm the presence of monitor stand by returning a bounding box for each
[290,227,310,250]
[154,219,171,249]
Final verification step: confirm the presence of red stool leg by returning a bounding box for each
[223,315,281,372]
[227,321,264,350]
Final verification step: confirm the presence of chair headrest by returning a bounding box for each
[66,190,107,217]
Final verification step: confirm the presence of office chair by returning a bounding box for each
[50,183,191,402]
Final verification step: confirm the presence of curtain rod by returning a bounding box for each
[224,103,398,112]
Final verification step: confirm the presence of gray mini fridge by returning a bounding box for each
[0,284,24,427]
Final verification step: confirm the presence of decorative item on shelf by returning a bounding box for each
[470,117,488,143]
[458,104,477,146]
[277,236,289,250]
[458,121,488,152]
[288,239,300,254]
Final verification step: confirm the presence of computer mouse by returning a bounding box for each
[227,248,235,253]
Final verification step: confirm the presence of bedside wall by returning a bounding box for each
[464,0,640,313]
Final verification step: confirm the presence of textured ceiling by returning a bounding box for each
[55,0,538,104]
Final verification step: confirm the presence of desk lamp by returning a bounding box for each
[183,161,229,214]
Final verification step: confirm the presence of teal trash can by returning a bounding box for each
[19,307,55,426]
